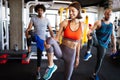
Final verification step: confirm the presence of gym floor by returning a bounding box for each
[0,46,120,80]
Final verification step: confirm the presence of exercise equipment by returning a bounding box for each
[0,50,29,64]
[82,15,89,46]
[0,0,9,50]
[110,37,120,60]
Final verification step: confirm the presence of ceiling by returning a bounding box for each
[24,0,108,7]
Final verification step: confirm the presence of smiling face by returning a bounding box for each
[69,6,79,19]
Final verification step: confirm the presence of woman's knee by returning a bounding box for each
[46,37,54,44]
[46,46,54,53]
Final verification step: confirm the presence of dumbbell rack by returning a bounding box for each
[0,50,29,64]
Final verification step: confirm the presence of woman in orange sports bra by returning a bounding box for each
[43,1,84,80]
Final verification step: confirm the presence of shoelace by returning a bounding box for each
[45,68,50,74]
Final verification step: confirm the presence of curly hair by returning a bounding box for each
[34,4,46,12]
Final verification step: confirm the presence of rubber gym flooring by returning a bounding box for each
[0,46,120,80]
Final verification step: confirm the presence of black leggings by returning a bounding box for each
[37,48,42,67]
[27,37,42,67]
[87,35,107,75]
[87,39,93,51]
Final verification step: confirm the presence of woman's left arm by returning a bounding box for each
[76,41,81,59]
[74,40,81,68]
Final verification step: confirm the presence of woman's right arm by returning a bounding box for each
[55,20,68,41]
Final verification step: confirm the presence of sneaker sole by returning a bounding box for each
[83,55,92,61]
[24,57,30,62]
[44,65,58,80]
[24,52,32,62]
[36,77,41,80]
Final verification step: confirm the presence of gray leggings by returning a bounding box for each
[46,37,76,80]
[95,44,106,75]
[87,34,107,75]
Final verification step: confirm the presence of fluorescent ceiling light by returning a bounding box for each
[53,1,72,4]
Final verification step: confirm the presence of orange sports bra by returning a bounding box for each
[63,20,82,40]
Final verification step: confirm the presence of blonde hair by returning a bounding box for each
[104,8,112,14]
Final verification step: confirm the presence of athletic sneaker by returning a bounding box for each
[84,53,92,61]
[95,75,99,80]
[43,65,57,80]
[36,71,41,80]
[90,75,99,80]
[24,52,32,62]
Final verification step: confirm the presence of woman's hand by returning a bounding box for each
[44,41,51,49]
[74,57,79,68]
[53,37,58,42]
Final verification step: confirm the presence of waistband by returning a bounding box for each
[62,38,78,49]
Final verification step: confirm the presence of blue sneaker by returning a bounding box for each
[95,75,99,80]
[43,65,57,80]
[84,53,92,61]
[90,75,99,80]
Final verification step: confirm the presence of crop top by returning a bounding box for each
[63,20,82,40]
